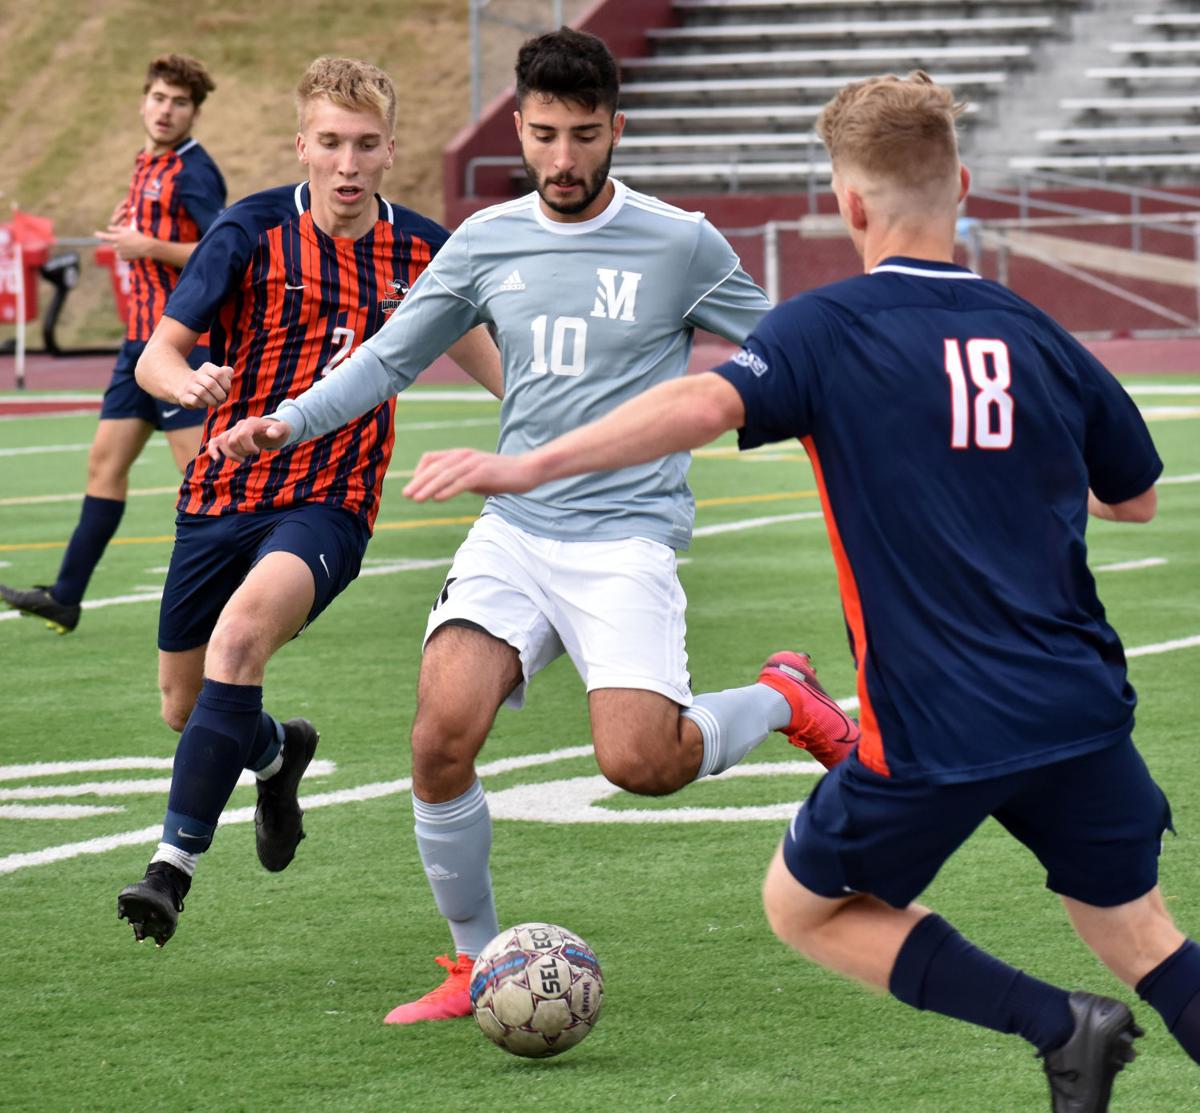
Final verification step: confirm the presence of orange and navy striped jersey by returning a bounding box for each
[123,138,225,341]
[164,181,448,532]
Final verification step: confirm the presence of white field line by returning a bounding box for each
[0,441,168,458]
[1126,385,1200,395]
[0,486,177,507]
[0,591,163,622]
[694,511,823,537]
[0,745,593,875]
[1128,634,1200,658]
[1142,406,1200,419]
[2,629,1196,875]
[1161,472,1200,485]
[1094,557,1168,572]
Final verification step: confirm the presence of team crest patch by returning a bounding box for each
[381,278,410,315]
[732,347,769,377]
[144,177,163,200]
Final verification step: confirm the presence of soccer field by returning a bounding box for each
[1,382,1198,1112]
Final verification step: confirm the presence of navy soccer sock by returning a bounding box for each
[161,679,266,855]
[52,494,125,605]
[1136,939,1200,1064]
[889,913,1075,1055]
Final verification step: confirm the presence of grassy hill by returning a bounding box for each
[0,0,472,346]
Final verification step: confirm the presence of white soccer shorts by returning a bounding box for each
[424,513,693,709]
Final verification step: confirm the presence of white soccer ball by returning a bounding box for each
[469,922,604,1058]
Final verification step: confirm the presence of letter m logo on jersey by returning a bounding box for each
[590,268,642,322]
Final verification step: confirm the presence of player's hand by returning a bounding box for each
[206,416,294,462]
[403,448,539,502]
[94,224,156,261]
[177,362,233,410]
[108,199,131,227]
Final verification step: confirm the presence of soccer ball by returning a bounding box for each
[469,922,604,1058]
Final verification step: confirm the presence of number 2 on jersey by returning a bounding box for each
[943,338,1013,449]
[320,325,356,378]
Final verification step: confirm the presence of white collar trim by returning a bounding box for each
[870,263,981,279]
[532,178,626,236]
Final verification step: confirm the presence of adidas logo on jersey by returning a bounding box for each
[498,269,526,292]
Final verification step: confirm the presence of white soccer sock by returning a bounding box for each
[684,684,792,780]
[151,841,199,877]
[413,778,499,958]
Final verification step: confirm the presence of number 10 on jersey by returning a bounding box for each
[531,315,587,377]
[944,338,1014,450]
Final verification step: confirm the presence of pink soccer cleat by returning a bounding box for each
[758,651,860,770]
[383,953,474,1024]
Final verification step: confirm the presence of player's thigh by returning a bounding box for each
[413,624,525,799]
[206,504,369,674]
[206,551,317,679]
[157,504,366,657]
[163,422,204,473]
[85,418,154,495]
[157,645,207,731]
[548,534,691,706]
[423,515,564,711]
[782,754,997,909]
[995,736,1173,909]
[1062,887,1186,987]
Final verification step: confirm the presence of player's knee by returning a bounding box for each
[205,616,269,680]
[595,746,687,797]
[159,690,193,733]
[410,712,485,798]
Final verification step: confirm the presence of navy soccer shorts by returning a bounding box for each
[782,736,1173,909]
[100,339,209,431]
[158,503,370,652]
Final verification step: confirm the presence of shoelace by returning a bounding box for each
[425,954,472,998]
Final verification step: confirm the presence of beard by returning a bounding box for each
[524,141,614,216]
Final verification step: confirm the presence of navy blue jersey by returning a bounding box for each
[165,181,448,529]
[714,256,1162,784]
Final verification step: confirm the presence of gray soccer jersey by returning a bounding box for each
[272,179,770,548]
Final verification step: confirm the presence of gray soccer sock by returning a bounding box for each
[413,778,499,958]
[684,684,792,780]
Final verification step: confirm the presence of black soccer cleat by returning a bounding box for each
[117,861,191,947]
[255,718,320,872]
[0,583,80,634]
[1041,991,1143,1113]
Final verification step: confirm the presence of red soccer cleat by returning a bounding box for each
[758,651,860,770]
[383,953,474,1024]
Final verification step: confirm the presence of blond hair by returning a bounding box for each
[296,56,396,133]
[817,71,965,189]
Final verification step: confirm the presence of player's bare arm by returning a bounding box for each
[445,325,503,399]
[136,316,232,408]
[403,371,745,502]
[95,224,199,269]
[1088,486,1158,523]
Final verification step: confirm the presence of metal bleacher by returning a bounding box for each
[1013,4,1200,179]
[612,0,1075,194]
